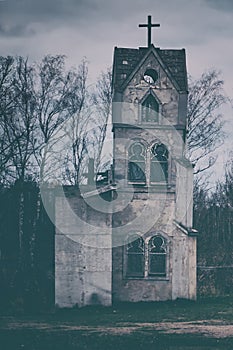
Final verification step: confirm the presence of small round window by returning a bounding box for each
[143,69,158,84]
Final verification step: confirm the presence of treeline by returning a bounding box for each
[194,163,233,296]
[0,182,54,312]
[0,55,112,312]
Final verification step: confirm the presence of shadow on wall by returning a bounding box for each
[89,293,102,305]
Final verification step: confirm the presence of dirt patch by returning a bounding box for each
[1,318,233,338]
[130,320,233,338]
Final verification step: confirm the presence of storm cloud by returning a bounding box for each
[0,0,153,38]
[205,0,233,12]
[0,0,100,37]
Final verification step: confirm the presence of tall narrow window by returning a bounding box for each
[150,143,168,183]
[142,94,159,122]
[126,235,145,277]
[128,143,146,184]
[149,236,167,277]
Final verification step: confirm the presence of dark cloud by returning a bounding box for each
[0,0,99,37]
[0,0,93,19]
[205,0,233,11]
[0,0,166,38]
[0,23,35,37]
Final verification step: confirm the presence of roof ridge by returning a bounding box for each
[113,46,188,92]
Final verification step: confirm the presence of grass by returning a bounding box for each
[0,297,233,349]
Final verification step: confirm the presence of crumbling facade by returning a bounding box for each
[55,41,197,307]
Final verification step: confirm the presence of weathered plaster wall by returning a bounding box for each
[55,44,196,307]
[113,52,183,126]
[176,161,194,228]
[112,243,172,302]
[55,192,112,307]
[111,48,196,302]
[171,232,197,300]
[113,127,184,190]
[112,192,171,302]
[112,222,197,302]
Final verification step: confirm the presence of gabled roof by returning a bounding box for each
[112,45,188,93]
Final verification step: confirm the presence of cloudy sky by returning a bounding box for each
[0,0,232,88]
[0,0,232,180]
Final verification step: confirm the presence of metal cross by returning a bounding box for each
[139,15,160,47]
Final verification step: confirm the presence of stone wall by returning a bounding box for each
[55,189,112,307]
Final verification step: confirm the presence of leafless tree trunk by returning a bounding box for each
[91,68,112,177]
[187,69,227,175]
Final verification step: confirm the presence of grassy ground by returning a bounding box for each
[0,297,233,349]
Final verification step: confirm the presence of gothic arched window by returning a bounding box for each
[128,143,146,184]
[142,94,159,122]
[150,143,168,183]
[148,235,167,277]
[126,235,145,277]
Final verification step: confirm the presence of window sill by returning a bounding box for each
[123,276,170,281]
[124,185,175,194]
[140,121,159,124]
[127,182,173,187]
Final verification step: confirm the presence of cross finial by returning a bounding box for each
[139,15,160,47]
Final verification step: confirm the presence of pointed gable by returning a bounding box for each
[112,45,188,93]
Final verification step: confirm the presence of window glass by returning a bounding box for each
[150,143,168,183]
[128,143,146,183]
[126,235,145,277]
[142,94,159,122]
[149,236,167,276]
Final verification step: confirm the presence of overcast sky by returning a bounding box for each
[0,0,232,180]
[0,0,232,88]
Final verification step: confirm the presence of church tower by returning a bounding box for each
[111,16,197,302]
[54,16,197,308]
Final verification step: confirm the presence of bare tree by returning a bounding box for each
[33,56,89,182]
[0,57,38,275]
[0,56,17,182]
[0,57,37,183]
[62,66,112,185]
[59,59,92,185]
[187,69,226,174]
[91,67,112,174]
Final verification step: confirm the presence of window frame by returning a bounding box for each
[141,94,159,123]
[124,233,169,280]
[127,142,147,185]
[139,90,161,125]
[127,141,169,187]
[124,234,145,278]
[148,235,167,277]
[150,143,169,185]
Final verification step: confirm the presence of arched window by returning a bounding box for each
[143,69,158,84]
[126,235,145,277]
[128,142,146,184]
[148,235,167,277]
[150,143,168,183]
[142,94,159,122]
